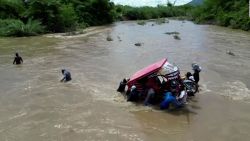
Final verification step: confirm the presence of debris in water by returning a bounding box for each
[227,50,235,56]
[63,30,86,36]
[135,43,142,46]
[155,18,167,25]
[173,35,181,40]
[117,36,122,41]
[165,31,180,35]
[137,20,146,25]
[222,81,250,100]
[106,36,113,41]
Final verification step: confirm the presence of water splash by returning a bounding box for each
[221,81,250,101]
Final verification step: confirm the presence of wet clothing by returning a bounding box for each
[144,88,155,106]
[177,90,187,105]
[160,92,181,109]
[193,70,200,84]
[61,70,71,82]
[127,88,139,102]
[188,76,195,82]
[117,80,127,93]
[13,56,23,65]
[186,72,195,82]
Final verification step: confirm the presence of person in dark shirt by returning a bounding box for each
[127,85,139,102]
[13,53,23,65]
[193,70,200,84]
[117,78,128,93]
[60,69,72,82]
[186,72,195,82]
[192,63,201,84]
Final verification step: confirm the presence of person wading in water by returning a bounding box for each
[13,53,23,65]
[60,69,72,82]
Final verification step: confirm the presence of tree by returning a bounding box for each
[0,0,25,19]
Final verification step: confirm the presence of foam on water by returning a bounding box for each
[221,81,250,101]
[199,83,212,93]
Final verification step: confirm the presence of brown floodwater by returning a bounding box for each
[0,20,250,141]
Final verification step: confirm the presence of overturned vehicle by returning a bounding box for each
[117,58,199,109]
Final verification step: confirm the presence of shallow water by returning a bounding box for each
[0,20,250,141]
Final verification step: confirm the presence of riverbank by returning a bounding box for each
[0,0,116,37]
[191,0,250,31]
[1,0,249,38]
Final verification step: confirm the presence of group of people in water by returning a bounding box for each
[13,52,201,110]
[117,64,201,110]
[12,52,71,82]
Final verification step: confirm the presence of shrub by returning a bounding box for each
[191,0,250,31]
[59,4,78,31]
[0,0,117,36]
[137,20,146,25]
[120,5,192,20]
[0,19,44,37]
[0,0,25,19]
[25,0,63,32]
[23,19,44,35]
[155,18,166,25]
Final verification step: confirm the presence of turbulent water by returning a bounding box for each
[0,20,250,141]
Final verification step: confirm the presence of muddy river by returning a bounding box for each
[0,20,250,141]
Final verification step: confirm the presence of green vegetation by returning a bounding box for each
[115,4,192,20]
[137,20,146,25]
[155,18,168,25]
[0,19,44,36]
[0,0,249,37]
[191,0,250,31]
[0,0,116,36]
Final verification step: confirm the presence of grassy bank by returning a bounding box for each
[114,4,192,20]
[0,0,192,37]
[191,0,250,31]
[0,19,44,37]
